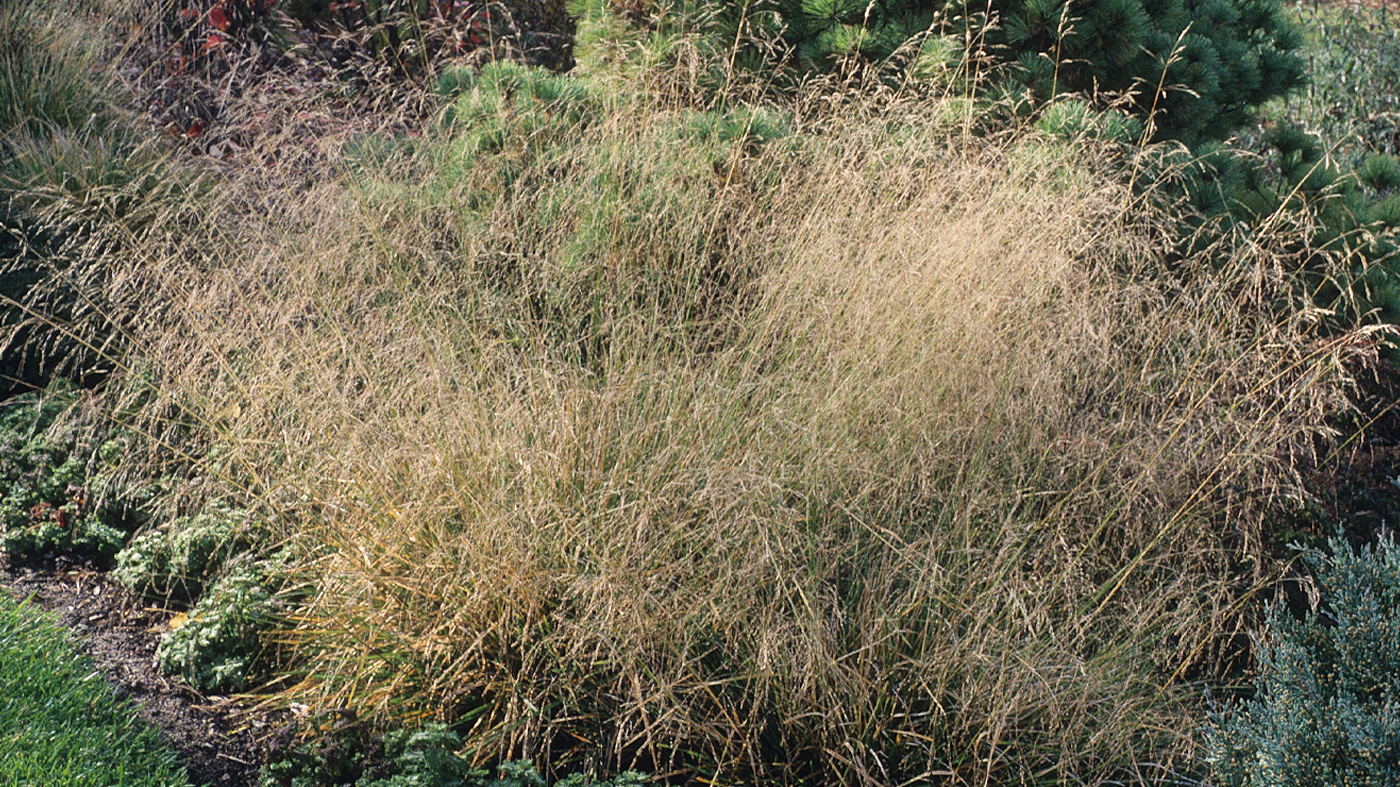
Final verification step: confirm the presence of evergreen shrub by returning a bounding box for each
[436,59,600,157]
[595,0,1306,144]
[989,0,1304,144]
[1209,533,1400,786]
[1149,123,1400,345]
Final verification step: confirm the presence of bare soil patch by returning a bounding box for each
[0,560,280,787]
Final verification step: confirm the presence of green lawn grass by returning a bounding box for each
[0,591,189,787]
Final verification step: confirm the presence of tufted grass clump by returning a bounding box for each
[106,69,1386,782]
[4,0,1394,782]
[1,0,204,397]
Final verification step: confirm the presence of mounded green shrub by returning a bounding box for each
[436,59,600,158]
[1208,533,1400,786]
[345,60,795,369]
[1148,123,1400,345]
[155,556,292,693]
[0,386,137,566]
[113,501,258,605]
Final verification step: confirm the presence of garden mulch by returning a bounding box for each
[0,559,278,787]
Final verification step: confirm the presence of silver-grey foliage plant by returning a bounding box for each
[1209,532,1400,786]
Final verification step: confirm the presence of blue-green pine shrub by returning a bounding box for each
[1034,98,1143,144]
[1208,533,1400,786]
[437,60,598,160]
[578,0,1305,145]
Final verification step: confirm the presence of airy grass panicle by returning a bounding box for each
[101,77,1380,784]
[3,1,1392,783]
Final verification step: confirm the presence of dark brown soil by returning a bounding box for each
[0,560,280,787]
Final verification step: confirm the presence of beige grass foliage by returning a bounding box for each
[118,95,1374,785]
